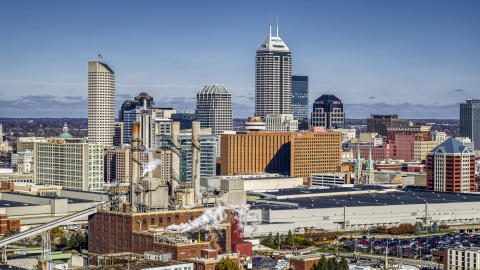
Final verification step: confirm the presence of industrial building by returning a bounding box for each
[220,131,342,182]
[242,186,480,236]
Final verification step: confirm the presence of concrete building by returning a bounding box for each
[244,117,266,132]
[265,114,298,131]
[460,98,480,150]
[16,137,46,153]
[431,131,447,142]
[291,75,309,130]
[118,92,155,122]
[13,182,62,196]
[195,85,233,135]
[220,131,342,182]
[444,247,480,270]
[359,132,383,147]
[311,94,344,129]
[104,147,131,183]
[455,137,475,152]
[310,173,354,186]
[255,23,292,118]
[35,137,104,191]
[386,122,431,142]
[427,138,475,193]
[16,149,34,173]
[201,173,303,191]
[328,128,356,143]
[366,114,404,137]
[88,61,115,147]
[413,136,441,161]
[0,171,34,183]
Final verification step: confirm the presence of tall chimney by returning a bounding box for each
[170,122,181,195]
[192,122,201,201]
[130,122,141,212]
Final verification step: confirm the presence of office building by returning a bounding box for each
[220,131,342,181]
[431,131,447,142]
[35,133,104,191]
[16,149,34,174]
[444,247,480,270]
[359,133,383,147]
[265,114,298,131]
[118,92,155,122]
[291,75,309,130]
[88,61,115,147]
[455,137,475,152]
[104,147,131,183]
[426,138,475,193]
[244,116,266,131]
[413,135,441,161]
[386,122,431,141]
[171,112,196,130]
[255,23,292,118]
[113,122,124,146]
[366,114,404,137]
[16,137,46,153]
[195,85,232,135]
[328,128,356,143]
[460,98,480,150]
[311,94,344,128]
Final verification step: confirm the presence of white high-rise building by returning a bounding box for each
[195,85,232,135]
[255,19,292,119]
[265,114,298,132]
[88,61,115,147]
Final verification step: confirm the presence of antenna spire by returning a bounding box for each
[276,15,279,37]
[269,15,272,37]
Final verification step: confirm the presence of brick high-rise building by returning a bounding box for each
[426,138,475,193]
[220,131,341,182]
[386,122,431,142]
[366,114,404,137]
[88,61,115,147]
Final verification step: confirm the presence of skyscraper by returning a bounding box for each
[291,75,309,130]
[311,94,344,129]
[255,20,292,118]
[460,98,480,150]
[195,85,232,135]
[88,61,115,147]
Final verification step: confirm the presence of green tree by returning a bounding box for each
[415,222,423,235]
[215,256,240,270]
[317,255,328,270]
[431,221,439,233]
[4,230,10,237]
[327,257,338,270]
[59,236,68,247]
[280,234,285,243]
[338,257,349,270]
[275,232,280,246]
[266,232,274,245]
[286,229,294,245]
[50,226,65,244]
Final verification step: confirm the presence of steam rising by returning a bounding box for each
[228,203,249,237]
[142,157,162,177]
[165,203,227,233]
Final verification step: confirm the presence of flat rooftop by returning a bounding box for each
[0,200,40,207]
[248,187,480,210]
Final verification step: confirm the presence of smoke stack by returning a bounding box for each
[192,122,201,201]
[131,122,141,212]
[171,122,181,196]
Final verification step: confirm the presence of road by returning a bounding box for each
[350,253,443,269]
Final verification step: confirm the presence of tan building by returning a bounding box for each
[220,131,341,182]
[413,138,441,161]
[0,172,34,183]
[16,137,46,153]
[13,182,62,196]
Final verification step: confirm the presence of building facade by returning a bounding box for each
[118,92,155,122]
[35,138,104,191]
[195,85,233,135]
[171,112,196,130]
[255,27,292,118]
[88,61,115,147]
[311,95,344,129]
[16,137,46,153]
[113,122,124,147]
[386,122,431,142]
[220,131,342,181]
[426,138,475,193]
[460,98,480,150]
[366,114,404,137]
[291,75,309,130]
[265,114,298,132]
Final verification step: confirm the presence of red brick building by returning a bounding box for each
[426,138,475,192]
[386,122,431,142]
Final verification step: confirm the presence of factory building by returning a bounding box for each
[220,131,342,182]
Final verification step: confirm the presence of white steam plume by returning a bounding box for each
[250,212,261,236]
[165,203,227,233]
[142,157,162,177]
[227,203,249,237]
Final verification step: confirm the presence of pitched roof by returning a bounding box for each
[430,137,470,154]
[257,36,290,52]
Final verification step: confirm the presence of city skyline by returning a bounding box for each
[0,1,479,119]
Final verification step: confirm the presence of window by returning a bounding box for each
[167,217,171,223]
[151,218,155,224]
[159,217,163,223]
[143,219,146,224]
[175,215,179,220]
[190,215,194,221]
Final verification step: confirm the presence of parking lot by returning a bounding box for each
[253,256,288,270]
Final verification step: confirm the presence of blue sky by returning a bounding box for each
[0,1,479,119]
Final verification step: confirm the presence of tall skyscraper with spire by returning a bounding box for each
[88,61,115,147]
[255,17,292,119]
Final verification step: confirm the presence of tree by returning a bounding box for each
[50,226,65,244]
[59,236,68,247]
[327,257,338,270]
[266,232,274,245]
[317,255,328,270]
[431,221,439,233]
[4,230,10,237]
[286,229,294,245]
[280,234,285,243]
[215,256,240,270]
[415,222,423,235]
[275,232,280,246]
[338,257,349,270]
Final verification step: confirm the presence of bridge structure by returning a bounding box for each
[0,204,100,264]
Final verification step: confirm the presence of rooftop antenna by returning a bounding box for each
[269,15,272,37]
[276,15,279,37]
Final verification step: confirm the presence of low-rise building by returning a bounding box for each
[444,246,480,270]
[265,114,298,132]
